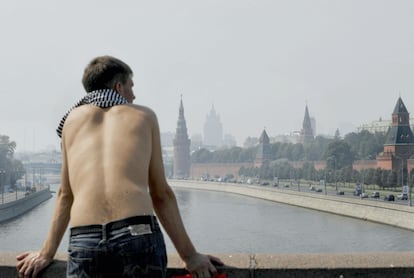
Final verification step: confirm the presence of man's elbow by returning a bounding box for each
[57,187,74,204]
[150,185,175,206]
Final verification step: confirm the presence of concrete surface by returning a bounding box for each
[1,252,414,277]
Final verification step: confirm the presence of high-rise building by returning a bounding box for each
[300,105,314,144]
[173,97,191,178]
[203,105,223,148]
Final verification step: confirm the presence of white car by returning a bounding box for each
[397,193,408,200]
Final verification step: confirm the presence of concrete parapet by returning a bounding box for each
[169,180,414,231]
[1,252,414,277]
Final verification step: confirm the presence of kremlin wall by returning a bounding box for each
[172,97,414,181]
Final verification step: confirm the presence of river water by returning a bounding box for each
[1,183,414,254]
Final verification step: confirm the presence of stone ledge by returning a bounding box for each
[2,252,414,277]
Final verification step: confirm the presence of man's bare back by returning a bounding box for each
[63,104,156,226]
[17,56,222,278]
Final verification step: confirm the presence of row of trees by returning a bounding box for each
[192,130,385,164]
[191,130,409,188]
[0,135,25,189]
[192,130,386,165]
[239,160,411,190]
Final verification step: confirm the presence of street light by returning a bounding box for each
[0,169,5,204]
[328,156,337,192]
[12,169,19,200]
[359,166,365,195]
[334,158,337,192]
[323,169,327,195]
[402,164,404,188]
[409,171,412,207]
[395,155,408,204]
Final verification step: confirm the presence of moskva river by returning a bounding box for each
[1,184,414,254]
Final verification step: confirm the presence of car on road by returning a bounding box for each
[353,188,362,196]
[371,191,380,198]
[384,194,395,201]
[360,193,368,198]
[397,193,408,200]
[336,191,345,195]
[315,188,323,192]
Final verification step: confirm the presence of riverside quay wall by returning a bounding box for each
[0,188,52,223]
[168,180,414,231]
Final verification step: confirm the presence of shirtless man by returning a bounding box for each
[16,56,222,277]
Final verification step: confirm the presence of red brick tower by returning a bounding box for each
[300,105,314,144]
[254,129,272,167]
[376,97,414,171]
[173,97,191,178]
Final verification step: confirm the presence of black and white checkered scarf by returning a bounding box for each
[56,89,128,138]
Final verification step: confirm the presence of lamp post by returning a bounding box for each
[0,169,4,204]
[328,156,337,192]
[401,158,404,188]
[14,170,17,200]
[13,169,18,200]
[334,158,337,192]
[409,171,412,207]
[396,155,408,203]
[361,169,365,196]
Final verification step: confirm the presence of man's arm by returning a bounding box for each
[16,136,73,278]
[147,112,222,277]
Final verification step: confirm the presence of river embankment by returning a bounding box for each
[169,179,414,231]
[0,188,52,223]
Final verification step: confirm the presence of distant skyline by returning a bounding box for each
[1,1,413,152]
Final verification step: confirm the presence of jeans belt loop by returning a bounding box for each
[102,223,108,241]
[151,215,155,231]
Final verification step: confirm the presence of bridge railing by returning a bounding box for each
[1,252,414,277]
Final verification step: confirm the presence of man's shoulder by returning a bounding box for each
[124,103,156,114]
[62,104,158,137]
[119,104,158,121]
[68,104,156,118]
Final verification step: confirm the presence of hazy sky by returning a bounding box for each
[1,0,414,151]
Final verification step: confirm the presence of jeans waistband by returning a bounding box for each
[70,215,158,237]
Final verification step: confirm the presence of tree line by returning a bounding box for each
[0,135,25,189]
[192,130,411,189]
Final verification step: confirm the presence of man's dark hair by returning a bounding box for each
[82,55,133,92]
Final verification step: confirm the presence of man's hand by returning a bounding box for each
[184,252,224,278]
[16,252,53,278]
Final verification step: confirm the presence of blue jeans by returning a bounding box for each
[67,216,167,278]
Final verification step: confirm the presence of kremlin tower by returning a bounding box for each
[173,96,191,178]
